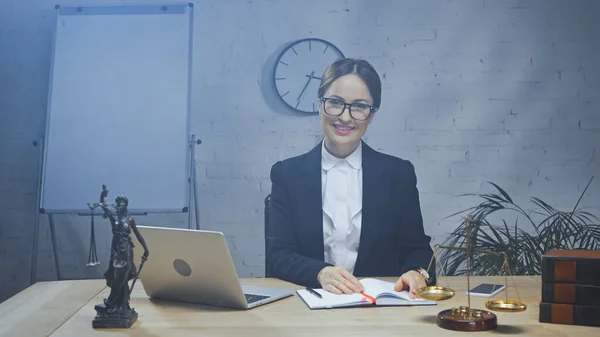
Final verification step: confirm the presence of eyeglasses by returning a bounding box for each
[319,97,375,121]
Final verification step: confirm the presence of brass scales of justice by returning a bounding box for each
[85,202,100,267]
[416,215,527,332]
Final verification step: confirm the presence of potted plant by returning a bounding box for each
[438,177,599,276]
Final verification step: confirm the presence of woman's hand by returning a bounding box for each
[394,270,426,298]
[317,266,364,294]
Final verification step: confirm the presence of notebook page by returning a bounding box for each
[296,289,368,309]
[360,278,419,301]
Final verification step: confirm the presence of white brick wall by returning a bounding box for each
[1,0,599,302]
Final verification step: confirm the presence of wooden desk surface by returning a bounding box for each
[0,279,106,337]
[1,276,597,336]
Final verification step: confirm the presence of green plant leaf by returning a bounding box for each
[440,177,599,276]
[488,181,514,203]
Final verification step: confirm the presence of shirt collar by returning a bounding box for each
[321,140,362,171]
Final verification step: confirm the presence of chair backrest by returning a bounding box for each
[264,194,272,277]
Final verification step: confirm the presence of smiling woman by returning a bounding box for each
[316,59,381,158]
[265,58,437,297]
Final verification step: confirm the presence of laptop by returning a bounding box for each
[131,225,295,309]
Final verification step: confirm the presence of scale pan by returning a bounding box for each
[417,286,455,301]
[485,300,527,312]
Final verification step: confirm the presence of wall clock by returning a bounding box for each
[273,38,345,114]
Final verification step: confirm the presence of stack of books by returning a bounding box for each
[540,250,600,327]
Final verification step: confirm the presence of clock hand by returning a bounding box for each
[306,74,322,80]
[297,70,315,102]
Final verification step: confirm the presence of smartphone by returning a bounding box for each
[466,283,505,297]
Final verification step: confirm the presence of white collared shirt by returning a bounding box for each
[321,141,363,274]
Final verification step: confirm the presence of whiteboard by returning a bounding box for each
[40,3,194,214]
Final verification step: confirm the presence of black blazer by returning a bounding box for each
[265,140,435,288]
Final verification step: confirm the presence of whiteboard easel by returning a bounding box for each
[31,3,198,284]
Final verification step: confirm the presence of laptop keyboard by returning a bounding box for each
[244,293,270,303]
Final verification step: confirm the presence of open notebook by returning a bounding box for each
[297,278,437,309]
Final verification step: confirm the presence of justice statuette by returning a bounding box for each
[86,184,150,329]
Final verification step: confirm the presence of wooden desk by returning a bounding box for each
[0,279,106,337]
[0,276,597,336]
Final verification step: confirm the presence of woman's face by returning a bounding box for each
[319,74,375,152]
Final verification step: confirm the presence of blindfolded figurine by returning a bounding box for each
[91,184,149,329]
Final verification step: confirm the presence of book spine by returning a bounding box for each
[539,302,600,327]
[541,257,600,286]
[541,257,555,283]
[542,283,600,306]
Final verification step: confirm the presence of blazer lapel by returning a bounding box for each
[355,142,393,274]
[296,142,325,260]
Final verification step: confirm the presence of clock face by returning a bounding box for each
[274,38,344,114]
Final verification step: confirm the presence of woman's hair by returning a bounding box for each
[317,58,382,110]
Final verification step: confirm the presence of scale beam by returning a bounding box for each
[435,245,507,257]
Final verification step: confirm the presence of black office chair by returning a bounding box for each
[264,194,272,277]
